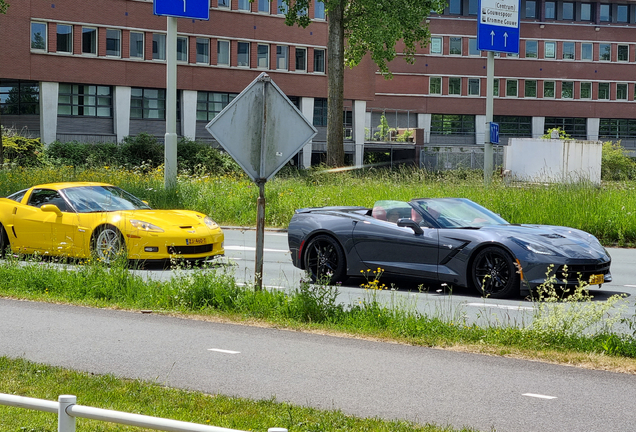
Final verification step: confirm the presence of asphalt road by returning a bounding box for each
[2,298,636,432]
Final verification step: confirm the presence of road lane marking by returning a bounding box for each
[522,393,557,400]
[467,303,533,311]
[626,285,636,288]
[225,246,289,253]
[208,349,240,354]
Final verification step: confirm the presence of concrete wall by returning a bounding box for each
[504,138,602,184]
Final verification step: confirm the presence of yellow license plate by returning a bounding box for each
[186,238,207,246]
[589,274,604,285]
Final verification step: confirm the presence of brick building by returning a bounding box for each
[1,0,636,167]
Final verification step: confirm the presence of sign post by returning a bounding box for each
[206,73,317,289]
[153,0,210,190]
[477,0,519,186]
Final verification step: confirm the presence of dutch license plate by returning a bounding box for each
[186,238,207,246]
[589,274,604,285]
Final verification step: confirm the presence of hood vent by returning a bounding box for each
[180,226,193,229]
[541,233,565,239]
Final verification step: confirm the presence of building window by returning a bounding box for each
[562,81,573,99]
[545,117,586,137]
[217,40,230,66]
[600,4,611,21]
[58,84,112,117]
[618,45,629,62]
[430,77,442,94]
[617,83,628,100]
[493,79,499,96]
[82,27,97,55]
[31,22,47,51]
[544,81,555,98]
[449,77,461,95]
[196,91,237,121]
[468,38,480,56]
[177,36,188,62]
[525,40,537,58]
[257,44,269,68]
[544,41,556,58]
[196,38,209,64]
[506,79,517,97]
[525,0,536,17]
[130,32,144,59]
[295,47,307,71]
[468,0,478,14]
[562,2,574,20]
[580,82,592,99]
[599,43,611,61]
[0,80,40,115]
[449,37,462,55]
[106,29,121,57]
[598,82,610,100]
[449,0,462,14]
[277,0,287,14]
[259,0,269,12]
[276,45,288,70]
[153,34,166,60]
[468,78,480,96]
[130,88,165,119]
[57,24,73,54]
[617,4,629,22]
[580,3,592,21]
[239,0,250,10]
[525,80,537,97]
[314,48,325,73]
[430,114,475,135]
[218,0,230,7]
[314,0,325,19]
[600,119,636,139]
[237,42,250,67]
[493,115,532,136]
[430,37,442,54]
[312,98,327,126]
[563,42,574,60]
[581,43,592,60]
[545,1,555,19]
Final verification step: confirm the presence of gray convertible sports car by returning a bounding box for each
[287,198,612,298]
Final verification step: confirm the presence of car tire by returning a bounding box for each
[304,235,347,284]
[0,223,9,258]
[92,225,126,264]
[471,246,519,299]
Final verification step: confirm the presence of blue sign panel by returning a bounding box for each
[490,122,500,144]
[154,0,210,20]
[477,0,520,54]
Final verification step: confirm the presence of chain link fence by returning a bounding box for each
[420,146,504,171]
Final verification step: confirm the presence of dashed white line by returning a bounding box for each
[208,349,240,354]
[225,246,289,253]
[523,393,557,400]
[626,285,636,288]
[467,303,534,311]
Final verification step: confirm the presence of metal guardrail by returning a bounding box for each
[0,393,287,432]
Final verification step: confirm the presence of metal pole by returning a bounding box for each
[58,395,76,432]
[484,50,494,187]
[164,16,178,190]
[255,181,265,290]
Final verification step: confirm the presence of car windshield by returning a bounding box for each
[62,186,151,213]
[411,198,509,228]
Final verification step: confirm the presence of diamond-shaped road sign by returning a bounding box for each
[205,73,317,183]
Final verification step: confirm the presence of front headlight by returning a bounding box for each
[204,216,219,230]
[130,219,164,233]
[511,238,558,256]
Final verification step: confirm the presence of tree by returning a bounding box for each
[282,0,444,167]
[0,0,8,14]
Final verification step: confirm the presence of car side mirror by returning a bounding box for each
[397,218,423,235]
[41,204,63,217]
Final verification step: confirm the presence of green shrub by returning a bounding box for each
[601,141,636,181]
[46,141,119,167]
[118,132,164,168]
[1,135,44,167]
[177,137,240,175]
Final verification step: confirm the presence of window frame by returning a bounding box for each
[449,37,462,55]
[177,36,188,62]
[196,38,210,64]
[257,43,269,69]
[581,43,593,61]
[217,40,230,66]
[580,82,592,100]
[314,0,325,19]
[295,47,307,72]
[130,87,166,120]
[506,79,518,97]
[468,78,480,96]
[105,29,121,58]
[562,2,574,20]
[217,0,230,8]
[545,1,556,19]
[600,4,611,21]
[525,40,538,58]
[258,0,270,13]
[468,38,480,56]
[313,48,325,73]
[543,81,555,98]
[544,41,556,59]
[153,33,166,61]
[129,31,144,59]
[618,44,629,62]
[617,83,628,100]
[58,83,113,118]
[562,42,575,60]
[57,24,73,54]
[617,4,629,23]
[599,43,611,61]
[31,22,47,51]
[448,77,461,95]
[430,37,443,54]
[429,77,442,95]
[196,91,238,121]
[525,80,537,98]
[82,27,97,56]
[598,82,610,100]
[561,81,573,99]
[238,0,250,10]
[580,3,592,21]
[525,0,536,18]
[237,41,250,67]
[276,45,288,70]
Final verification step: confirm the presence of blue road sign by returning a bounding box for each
[154,0,210,20]
[490,122,500,144]
[477,0,520,54]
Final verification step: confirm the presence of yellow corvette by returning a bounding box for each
[0,182,224,263]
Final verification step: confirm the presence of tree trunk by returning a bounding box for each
[326,1,345,167]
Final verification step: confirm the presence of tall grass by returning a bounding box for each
[1,166,635,244]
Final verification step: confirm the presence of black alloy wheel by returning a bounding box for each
[304,235,347,284]
[0,224,9,258]
[471,246,519,299]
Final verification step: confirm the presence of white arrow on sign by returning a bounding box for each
[504,32,508,47]
[490,30,495,45]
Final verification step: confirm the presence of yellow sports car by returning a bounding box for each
[0,182,224,263]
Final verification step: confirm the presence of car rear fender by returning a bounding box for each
[297,228,355,272]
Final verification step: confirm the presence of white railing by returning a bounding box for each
[0,393,287,432]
